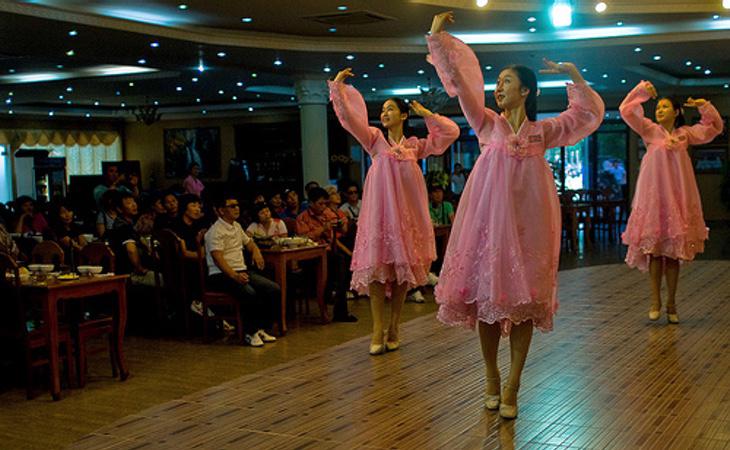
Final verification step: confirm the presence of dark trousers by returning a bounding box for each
[208,271,280,335]
[330,251,351,319]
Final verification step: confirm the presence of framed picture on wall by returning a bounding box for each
[692,146,727,173]
[163,127,221,178]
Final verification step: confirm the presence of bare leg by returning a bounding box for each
[387,282,409,344]
[649,256,663,319]
[479,321,502,408]
[664,258,680,322]
[503,320,534,407]
[369,282,386,347]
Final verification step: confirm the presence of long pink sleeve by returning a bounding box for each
[329,80,382,156]
[685,102,723,145]
[543,83,605,149]
[618,81,655,138]
[426,32,496,136]
[415,114,460,159]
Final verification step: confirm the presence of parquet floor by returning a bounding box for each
[68,261,730,449]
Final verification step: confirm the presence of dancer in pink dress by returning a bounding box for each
[329,68,459,355]
[427,12,604,419]
[620,81,723,324]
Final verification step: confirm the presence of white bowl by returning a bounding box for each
[28,264,54,273]
[77,265,103,274]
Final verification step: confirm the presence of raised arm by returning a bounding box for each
[683,97,724,145]
[426,13,495,135]
[329,69,382,155]
[409,100,460,158]
[618,81,656,138]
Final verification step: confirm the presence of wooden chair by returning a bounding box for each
[152,229,191,335]
[30,240,65,267]
[74,242,117,387]
[195,235,244,343]
[0,251,75,399]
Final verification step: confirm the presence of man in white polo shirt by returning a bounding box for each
[205,193,280,347]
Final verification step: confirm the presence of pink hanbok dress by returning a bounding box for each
[328,80,460,295]
[427,32,605,335]
[620,82,723,272]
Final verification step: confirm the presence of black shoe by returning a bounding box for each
[333,314,358,323]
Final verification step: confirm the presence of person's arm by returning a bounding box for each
[124,241,147,274]
[296,213,330,242]
[329,69,383,156]
[541,59,606,149]
[210,249,248,285]
[13,214,29,233]
[618,80,656,138]
[244,239,265,270]
[411,101,460,159]
[683,98,724,145]
[447,202,455,224]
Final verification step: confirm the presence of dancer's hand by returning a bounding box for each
[540,58,583,84]
[430,11,454,35]
[642,81,658,99]
[684,97,707,108]
[334,68,354,83]
[409,100,433,117]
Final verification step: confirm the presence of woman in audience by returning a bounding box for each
[49,199,87,256]
[329,66,459,354]
[281,189,301,219]
[134,193,166,238]
[427,11,604,419]
[154,191,179,231]
[12,195,50,235]
[182,162,205,197]
[620,80,723,324]
[96,189,121,239]
[246,203,288,239]
[269,192,286,218]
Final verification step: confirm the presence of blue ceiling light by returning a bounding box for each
[634,47,642,52]
[217,52,226,58]
[550,0,573,28]
[527,16,536,23]
[178,4,188,10]
[616,21,624,26]
[274,58,283,66]
[346,54,355,60]
[150,42,160,48]
[138,59,147,64]
[241,17,253,23]
[68,30,78,36]
[329,27,337,33]
[652,55,662,61]
[337,5,348,11]
[529,27,537,33]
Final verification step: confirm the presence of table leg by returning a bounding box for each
[276,259,288,335]
[45,293,61,401]
[113,282,129,381]
[316,253,330,323]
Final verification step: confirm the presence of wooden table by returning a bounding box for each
[261,244,328,335]
[22,274,130,400]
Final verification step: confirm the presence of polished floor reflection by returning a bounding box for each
[70,261,730,449]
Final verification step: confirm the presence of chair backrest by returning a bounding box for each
[78,242,116,273]
[195,229,210,293]
[152,228,187,302]
[0,251,25,340]
[30,240,65,267]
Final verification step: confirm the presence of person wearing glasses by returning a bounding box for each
[339,182,362,224]
[205,193,280,347]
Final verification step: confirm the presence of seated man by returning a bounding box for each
[296,187,356,322]
[107,193,156,287]
[205,193,280,347]
[154,191,179,231]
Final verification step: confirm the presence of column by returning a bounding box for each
[294,78,329,188]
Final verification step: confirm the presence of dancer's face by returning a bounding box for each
[380,100,408,130]
[655,99,678,128]
[495,69,529,111]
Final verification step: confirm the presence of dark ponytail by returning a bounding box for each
[505,64,538,121]
[661,97,686,128]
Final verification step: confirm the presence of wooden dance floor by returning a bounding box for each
[71,261,730,449]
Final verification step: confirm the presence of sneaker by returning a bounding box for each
[257,329,277,343]
[427,272,439,286]
[244,333,264,347]
[408,290,425,303]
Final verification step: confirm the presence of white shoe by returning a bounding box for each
[408,290,425,303]
[244,333,264,347]
[222,320,235,332]
[257,329,277,343]
[427,272,439,286]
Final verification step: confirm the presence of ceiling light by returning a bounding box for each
[581,68,588,73]
[550,0,572,28]
[196,98,201,102]
[137,59,146,64]
[362,73,369,78]
[232,95,237,100]
[248,106,254,111]
[527,16,536,23]
[685,60,692,66]
[346,54,355,60]
[4,99,10,104]
[93,101,99,106]
[66,100,72,105]
[176,86,182,91]
[724,0,730,9]
[85,113,91,117]
[529,27,537,32]
[115,91,121,96]
[128,82,134,87]
[7,110,12,114]
[48,111,54,116]
[634,47,642,52]
[236,81,243,86]
[68,30,78,36]
[704,69,712,75]
[202,110,207,114]
[150,42,159,48]
[192,77,199,82]
[8,92,12,96]
[274,59,282,66]
[323,66,331,73]
[290,96,296,101]
[476,0,489,7]
[417,69,425,74]
[724,83,729,88]
[602,73,608,78]
[218,90,224,94]
[58,95,64,100]
[695,65,702,70]
[66,50,75,56]
[595,2,607,13]
[153,100,159,105]
[241,17,253,23]
[251,73,257,77]
[616,21,623,26]
[371,87,376,92]
[621,79,626,84]
[217,52,226,58]
[256,94,261,98]
[329,27,337,33]
[121,102,126,107]
[337,5,348,11]
[485,65,493,70]
[66,86,73,92]
[652,55,661,61]
[198,61,206,73]
[713,14,720,20]
[56,65,64,69]
[178,4,188,10]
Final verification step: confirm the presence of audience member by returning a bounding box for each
[339,181,362,224]
[107,192,156,286]
[246,203,287,239]
[269,192,286,218]
[96,189,120,239]
[134,192,165,238]
[182,162,205,197]
[450,163,466,198]
[172,194,205,258]
[49,199,87,256]
[12,195,50,235]
[429,185,455,226]
[93,162,131,207]
[154,191,179,231]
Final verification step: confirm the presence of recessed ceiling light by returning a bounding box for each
[527,16,536,22]
[115,91,121,96]
[202,110,207,115]
[291,96,296,101]
[550,0,573,27]
[236,81,243,86]
[198,61,206,73]
[66,50,75,56]
[371,87,376,92]
[241,17,253,23]
[273,59,282,66]
[93,101,99,106]
[58,95,64,100]
[48,111,54,116]
[485,65,493,70]
[150,42,160,48]
[218,90,224,95]
[178,4,188,10]
[652,55,662,61]
[595,2,607,13]
[4,99,11,104]
[121,102,126,107]
[362,73,369,78]
[256,94,261,98]
[8,69,15,74]
[621,79,627,84]
[724,0,730,9]
[695,65,702,70]
[66,100,72,105]
[7,110,12,115]
[85,113,90,118]
[192,77,199,82]
[248,106,254,111]
[128,82,134,87]
[323,66,332,73]
[724,83,729,88]
[232,95,238,100]
[417,69,425,74]
[153,100,159,105]
[602,73,608,78]
[137,59,147,64]
[217,52,226,58]
[66,86,73,92]
[634,47,642,52]
[337,5,348,11]
[713,14,720,19]
[705,69,712,75]
[581,68,588,73]
[251,73,258,78]
[378,63,385,69]
[68,30,78,36]
[329,27,337,33]
[56,65,64,69]
[8,92,12,96]
[616,21,624,26]
[476,0,488,7]
[685,60,692,66]
[345,54,355,60]
[196,98,201,102]
[528,27,537,32]
[176,86,182,91]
